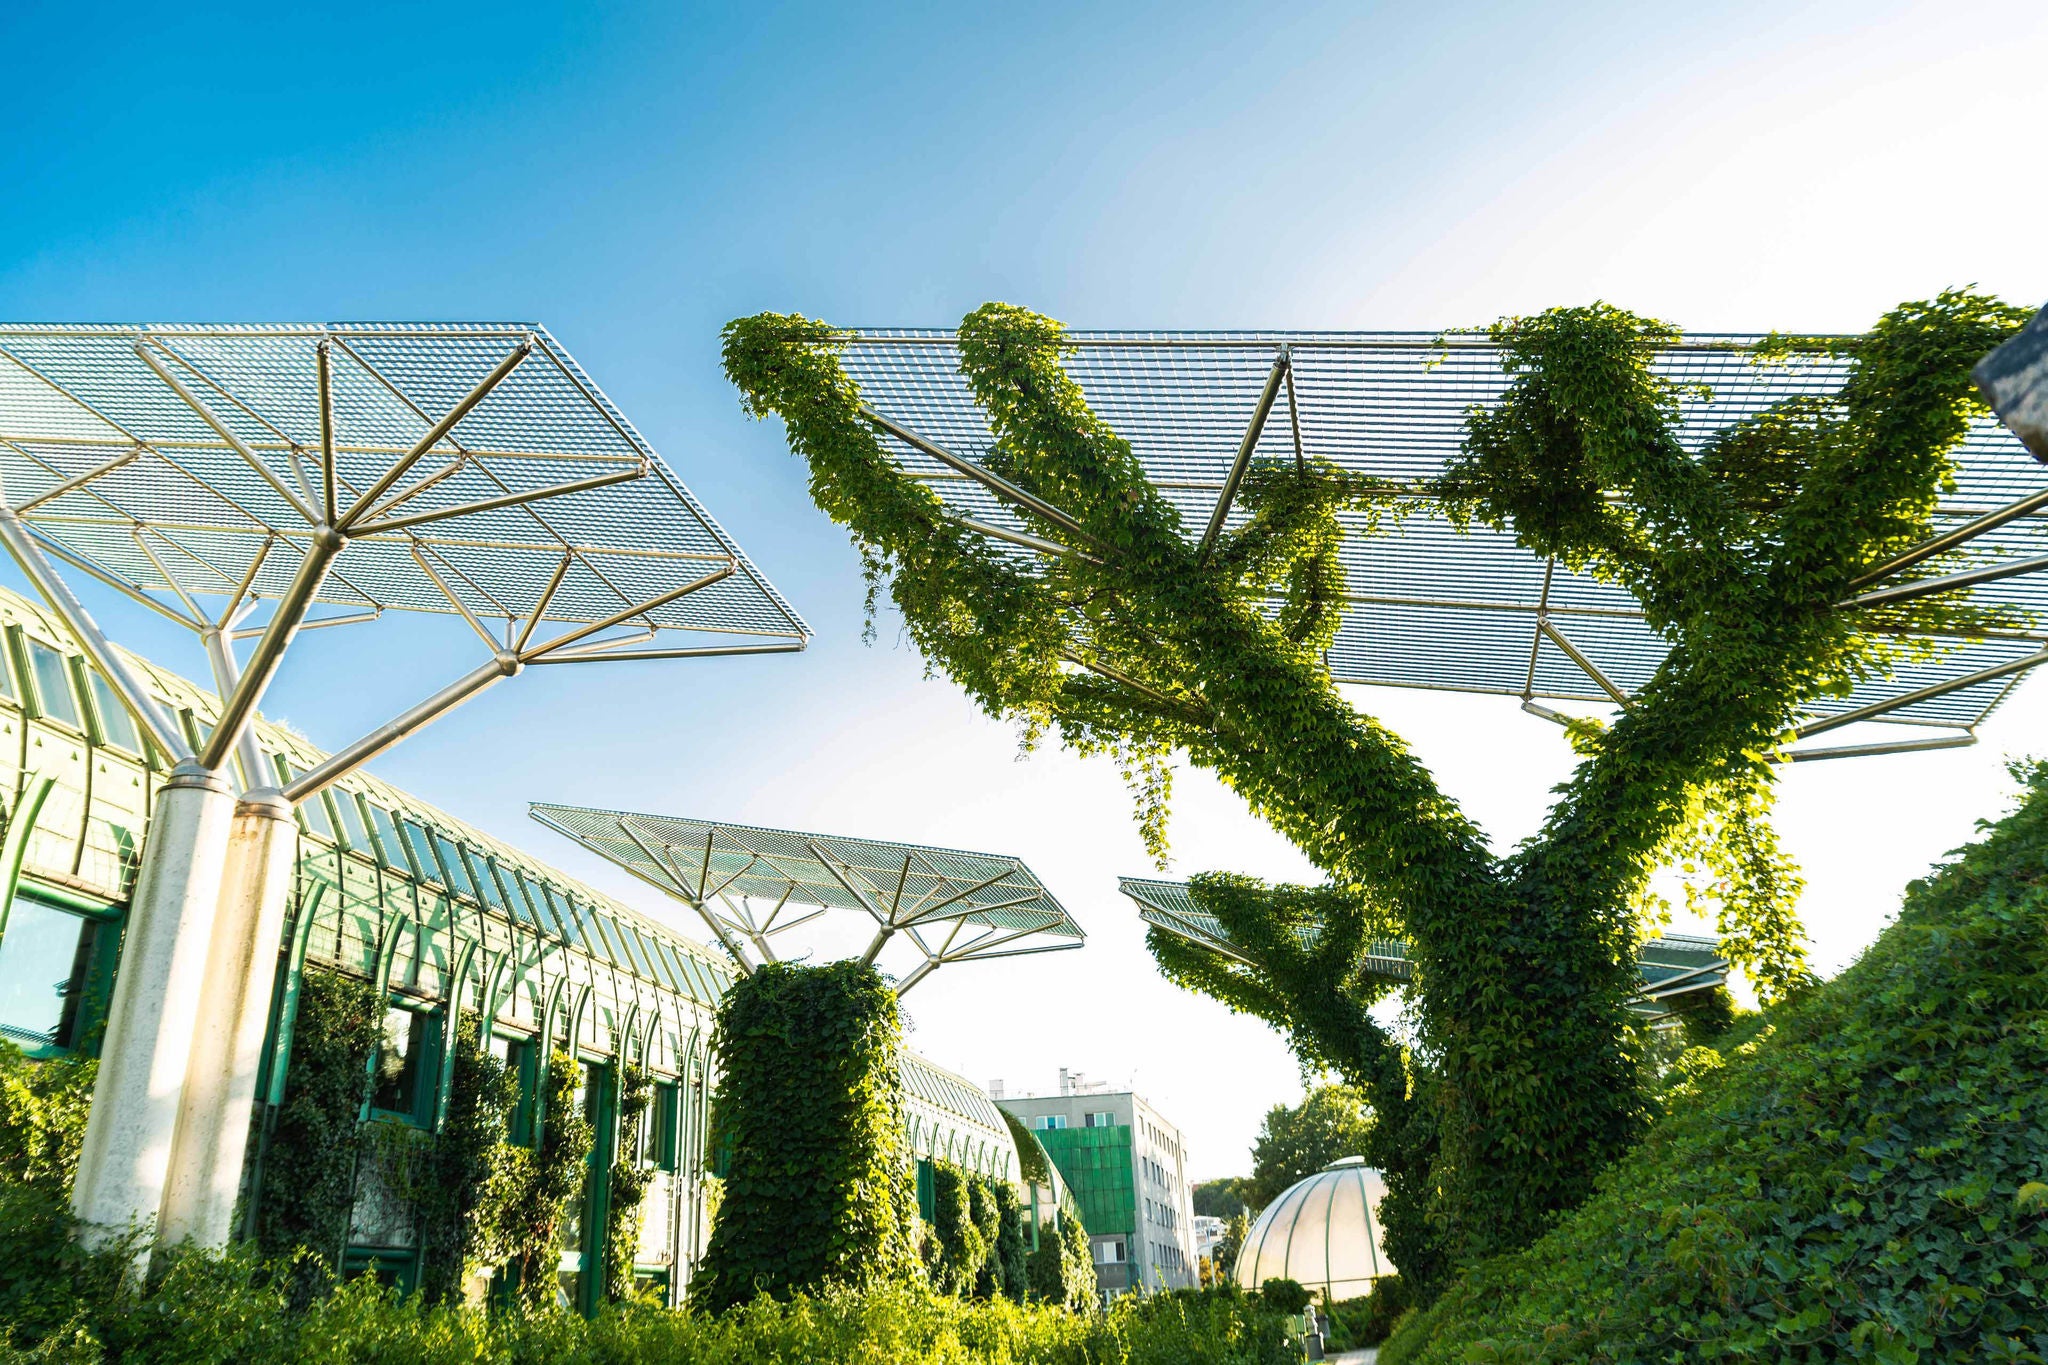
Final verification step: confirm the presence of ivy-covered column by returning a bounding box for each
[690,961,921,1310]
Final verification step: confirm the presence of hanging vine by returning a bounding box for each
[413,1013,521,1306]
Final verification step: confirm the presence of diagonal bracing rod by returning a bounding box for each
[1200,348,1289,558]
[1538,617,1630,707]
[1840,552,2048,611]
[860,406,1110,555]
[1849,486,2048,589]
[0,504,192,761]
[1794,648,2048,740]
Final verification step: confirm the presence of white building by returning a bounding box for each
[993,1071,1198,1295]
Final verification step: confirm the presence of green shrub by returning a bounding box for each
[691,961,921,1311]
[989,1180,1028,1301]
[0,1043,94,1189]
[1257,1277,1310,1316]
[414,1014,520,1307]
[1324,1275,1410,1350]
[602,1061,654,1304]
[1383,764,2048,1364]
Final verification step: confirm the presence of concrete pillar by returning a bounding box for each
[70,763,236,1254]
[157,789,300,1249]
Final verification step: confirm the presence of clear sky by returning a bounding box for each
[5,0,2047,1180]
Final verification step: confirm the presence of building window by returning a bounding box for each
[1094,1238,1126,1264]
[649,1080,679,1171]
[84,671,140,753]
[329,791,372,855]
[0,897,96,1052]
[370,1005,436,1122]
[365,803,408,872]
[1084,1110,1115,1128]
[1035,1114,1068,1131]
[23,639,80,728]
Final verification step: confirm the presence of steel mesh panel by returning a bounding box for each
[841,330,2048,733]
[0,323,808,645]
[530,803,1084,963]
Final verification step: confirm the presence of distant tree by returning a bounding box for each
[1193,1176,1254,1219]
[1215,1212,1249,1283]
[1245,1085,1374,1213]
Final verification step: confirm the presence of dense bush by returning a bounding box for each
[413,1014,520,1306]
[500,1047,592,1310]
[1383,765,2048,1363]
[692,961,921,1310]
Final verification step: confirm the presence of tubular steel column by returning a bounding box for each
[69,763,236,1257]
[156,789,300,1250]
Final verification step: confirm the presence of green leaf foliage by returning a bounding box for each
[0,1041,93,1189]
[257,968,381,1279]
[691,961,921,1311]
[1380,762,2048,1363]
[603,1061,655,1304]
[1193,1177,1253,1219]
[723,292,2029,1291]
[499,1047,592,1311]
[414,1013,521,1306]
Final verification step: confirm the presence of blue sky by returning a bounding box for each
[6,0,2047,1176]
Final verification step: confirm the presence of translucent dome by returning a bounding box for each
[1234,1156,1393,1302]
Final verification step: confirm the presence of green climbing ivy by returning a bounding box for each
[602,1061,654,1303]
[691,961,922,1311]
[414,1013,520,1305]
[256,968,381,1278]
[924,1160,985,1296]
[724,290,2029,1292]
[499,1047,593,1311]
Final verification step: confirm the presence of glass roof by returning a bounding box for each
[838,329,2047,735]
[1119,876,1725,1013]
[0,323,809,646]
[530,803,1084,982]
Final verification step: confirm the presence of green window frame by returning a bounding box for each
[368,1002,441,1125]
[650,1080,679,1171]
[330,790,373,855]
[543,887,589,950]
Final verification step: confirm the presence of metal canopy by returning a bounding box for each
[531,803,1084,994]
[0,323,809,788]
[838,329,2048,758]
[0,323,806,642]
[1119,877,1727,1015]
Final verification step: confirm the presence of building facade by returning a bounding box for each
[995,1076,1197,1296]
[0,584,1019,1309]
